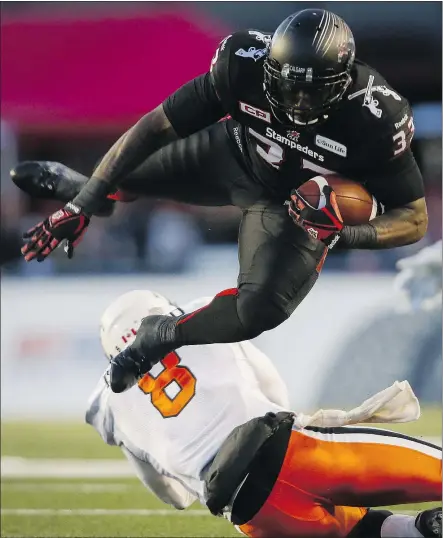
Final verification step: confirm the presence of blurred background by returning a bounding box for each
[1,1,441,416]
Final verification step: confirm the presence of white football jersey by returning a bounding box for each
[86,301,290,507]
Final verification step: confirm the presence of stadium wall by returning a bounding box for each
[2,273,440,418]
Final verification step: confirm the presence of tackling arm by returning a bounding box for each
[121,446,197,510]
[86,373,197,510]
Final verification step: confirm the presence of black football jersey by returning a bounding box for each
[164,30,424,209]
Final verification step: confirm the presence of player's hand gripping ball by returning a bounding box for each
[289,178,344,248]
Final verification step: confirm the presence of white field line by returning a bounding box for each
[1,457,134,478]
[1,434,441,479]
[1,508,210,516]
[1,508,419,517]
[2,482,132,493]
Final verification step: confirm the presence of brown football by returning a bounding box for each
[297,174,378,225]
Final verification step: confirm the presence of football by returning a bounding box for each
[297,174,378,225]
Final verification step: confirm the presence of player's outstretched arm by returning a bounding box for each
[21,71,226,262]
[20,105,178,261]
[71,104,178,215]
[72,71,226,215]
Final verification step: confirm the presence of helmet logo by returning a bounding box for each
[121,327,137,344]
[235,47,267,62]
[337,43,348,62]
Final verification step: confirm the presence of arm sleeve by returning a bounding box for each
[362,109,425,209]
[162,73,227,138]
[237,341,291,409]
[120,446,197,510]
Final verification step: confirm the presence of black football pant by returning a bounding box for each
[67,120,326,343]
[117,119,327,343]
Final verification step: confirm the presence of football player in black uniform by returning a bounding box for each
[14,9,427,394]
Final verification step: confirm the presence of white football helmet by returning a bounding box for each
[100,290,183,360]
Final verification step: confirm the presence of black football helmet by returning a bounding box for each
[264,9,355,126]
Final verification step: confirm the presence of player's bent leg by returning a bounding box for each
[10,161,117,216]
[175,205,327,345]
[238,498,367,538]
[11,161,87,201]
[236,204,327,333]
[235,424,440,538]
[229,417,368,538]
[283,426,442,506]
[119,121,257,207]
[11,121,250,215]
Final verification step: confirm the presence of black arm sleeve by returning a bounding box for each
[162,73,227,138]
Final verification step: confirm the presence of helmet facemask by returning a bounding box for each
[264,57,352,126]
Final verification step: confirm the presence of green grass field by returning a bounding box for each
[1,409,441,537]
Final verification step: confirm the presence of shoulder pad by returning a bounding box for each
[210,30,271,74]
[347,60,408,125]
[210,30,271,108]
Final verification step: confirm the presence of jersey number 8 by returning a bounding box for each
[138,352,196,418]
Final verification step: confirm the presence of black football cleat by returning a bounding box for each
[416,507,442,537]
[109,348,144,393]
[109,315,178,393]
[10,161,115,217]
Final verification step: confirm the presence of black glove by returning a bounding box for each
[288,185,344,249]
[21,202,90,262]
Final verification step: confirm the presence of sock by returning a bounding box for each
[175,289,247,345]
[381,514,424,538]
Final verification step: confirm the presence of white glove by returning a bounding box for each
[394,241,442,312]
[294,380,420,429]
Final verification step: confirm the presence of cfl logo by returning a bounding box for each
[306,227,318,239]
[239,102,271,123]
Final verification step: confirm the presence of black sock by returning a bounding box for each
[175,289,248,345]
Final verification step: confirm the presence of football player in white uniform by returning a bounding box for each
[86,290,441,538]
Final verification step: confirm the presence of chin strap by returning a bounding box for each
[289,114,328,126]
